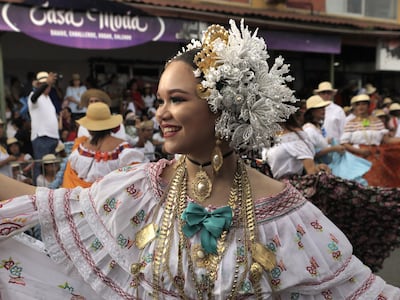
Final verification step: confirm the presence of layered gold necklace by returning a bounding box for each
[149,157,276,299]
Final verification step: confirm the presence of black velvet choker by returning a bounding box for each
[187,150,234,167]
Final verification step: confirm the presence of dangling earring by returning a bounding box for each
[211,138,223,174]
[188,138,221,203]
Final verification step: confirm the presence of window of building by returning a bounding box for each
[326,0,397,20]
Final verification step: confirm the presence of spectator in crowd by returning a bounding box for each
[58,106,77,142]
[6,137,33,180]
[142,82,156,111]
[64,73,87,119]
[374,109,391,134]
[77,88,127,140]
[388,102,400,137]
[341,94,400,187]
[103,73,124,114]
[126,78,145,116]
[47,140,74,189]
[0,118,16,177]
[364,83,381,114]
[382,97,393,114]
[36,153,60,187]
[133,120,156,161]
[303,95,346,164]
[263,100,331,179]
[62,102,145,188]
[314,81,346,142]
[28,71,60,184]
[124,110,140,146]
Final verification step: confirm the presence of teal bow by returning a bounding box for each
[181,202,233,255]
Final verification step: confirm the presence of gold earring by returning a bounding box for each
[211,139,223,174]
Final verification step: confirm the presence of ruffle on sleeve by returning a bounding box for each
[281,139,315,160]
[36,161,170,299]
[255,185,400,298]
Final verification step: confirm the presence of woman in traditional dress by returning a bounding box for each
[303,95,371,184]
[62,102,146,188]
[0,20,398,299]
[263,100,331,179]
[341,94,400,187]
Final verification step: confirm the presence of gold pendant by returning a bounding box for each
[192,168,212,202]
[251,242,276,271]
[135,223,158,249]
[249,262,263,284]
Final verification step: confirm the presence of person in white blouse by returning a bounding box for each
[302,95,345,164]
[263,100,330,179]
[341,94,400,187]
[314,81,346,143]
[63,73,87,119]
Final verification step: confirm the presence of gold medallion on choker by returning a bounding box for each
[187,150,234,203]
[192,167,212,202]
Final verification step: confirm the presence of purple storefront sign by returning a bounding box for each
[0,3,340,53]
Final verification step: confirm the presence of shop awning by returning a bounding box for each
[0,1,340,53]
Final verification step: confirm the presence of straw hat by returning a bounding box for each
[77,102,122,131]
[351,94,370,105]
[36,71,49,83]
[389,103,400,111]
[343,106,352,114]
[306,95,331,110]
[6,137,19,145]
[80,89,112,108]
[313,81,337,94]
[42,154,60,164]
[364,83,377,95]
[55,141,65,153]
[383,97,393,105]
[374,109,386,117]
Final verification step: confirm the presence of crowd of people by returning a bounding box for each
[0,19,400,299]
[1,71,165,190]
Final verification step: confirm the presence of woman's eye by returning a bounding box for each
[156,98,164,106]
[170,97,184,103]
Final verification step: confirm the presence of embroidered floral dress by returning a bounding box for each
[1,160,399,299]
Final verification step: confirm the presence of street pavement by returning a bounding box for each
[376,248,400,286]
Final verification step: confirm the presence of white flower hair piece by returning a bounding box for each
[180,19,298,151]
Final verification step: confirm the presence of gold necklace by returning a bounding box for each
[187,150,234,202]
[151,159,276,299]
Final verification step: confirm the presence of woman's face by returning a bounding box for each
[156,60,217,156]
[354,101,370,116]
[311,107,326,122]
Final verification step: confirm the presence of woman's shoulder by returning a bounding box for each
[246,166,286,199]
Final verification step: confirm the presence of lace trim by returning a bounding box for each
[77,141,131,162]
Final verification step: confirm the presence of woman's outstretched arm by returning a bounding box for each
[0,174,36,200]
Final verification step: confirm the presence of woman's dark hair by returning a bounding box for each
[166,48,200,70]
[303,108,319,126]
[88,129,113,145]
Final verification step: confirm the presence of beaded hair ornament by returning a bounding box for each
[174,19,298,151]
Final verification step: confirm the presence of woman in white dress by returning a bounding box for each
[62,102,145,188]
[264,100,330,179]
[0,20,398,299]
[303,95,371,184]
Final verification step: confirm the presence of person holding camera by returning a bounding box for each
[28,71,60,185]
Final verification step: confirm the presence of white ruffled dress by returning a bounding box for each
[0,159,399,299]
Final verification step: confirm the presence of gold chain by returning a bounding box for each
[152,158,266,299]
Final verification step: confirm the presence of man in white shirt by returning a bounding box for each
[28,71,60,183]
[314,81,346,143]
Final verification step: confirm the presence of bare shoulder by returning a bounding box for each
[246,165,285,200]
